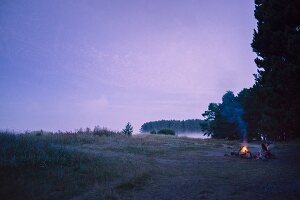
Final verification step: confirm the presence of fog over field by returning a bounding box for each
[177,132,211,139]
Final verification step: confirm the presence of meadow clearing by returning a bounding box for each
[1,132,299,200]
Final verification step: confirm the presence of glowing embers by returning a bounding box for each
[228,144,253,159]
[239,145,253,158]
[240,145,249,154]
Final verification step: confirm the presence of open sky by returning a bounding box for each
[0,0,257,132]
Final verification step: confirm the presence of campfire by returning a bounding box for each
[227,142,275,159]
[240,145,249,154]
[238,144,253,158]
[228,144,253,158]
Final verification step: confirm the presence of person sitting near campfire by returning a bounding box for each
[260,142,274,159]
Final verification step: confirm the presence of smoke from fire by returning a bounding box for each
[221,101,247,141]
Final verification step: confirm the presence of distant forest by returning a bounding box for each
[140,119,207,133]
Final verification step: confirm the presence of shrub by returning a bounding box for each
[93,126,120,137]
[157,129,175,135]
[150,130,156,134]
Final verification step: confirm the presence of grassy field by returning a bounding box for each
[1,132,300,200]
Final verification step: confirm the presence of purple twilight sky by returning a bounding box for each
[0,0,257,132]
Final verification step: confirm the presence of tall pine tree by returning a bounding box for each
[251,0,300,139]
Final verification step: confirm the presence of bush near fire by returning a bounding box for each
[202,0,300,141]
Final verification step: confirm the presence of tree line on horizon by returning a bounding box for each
[202,0,300,140]
[140,119,207,133]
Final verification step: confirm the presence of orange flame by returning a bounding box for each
[240,146,248,153]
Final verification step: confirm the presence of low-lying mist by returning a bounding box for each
[177,132,211,139]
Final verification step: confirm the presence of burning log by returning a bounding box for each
[238,145,253,158]
[228,144,253,158]
[240,146,248,153]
